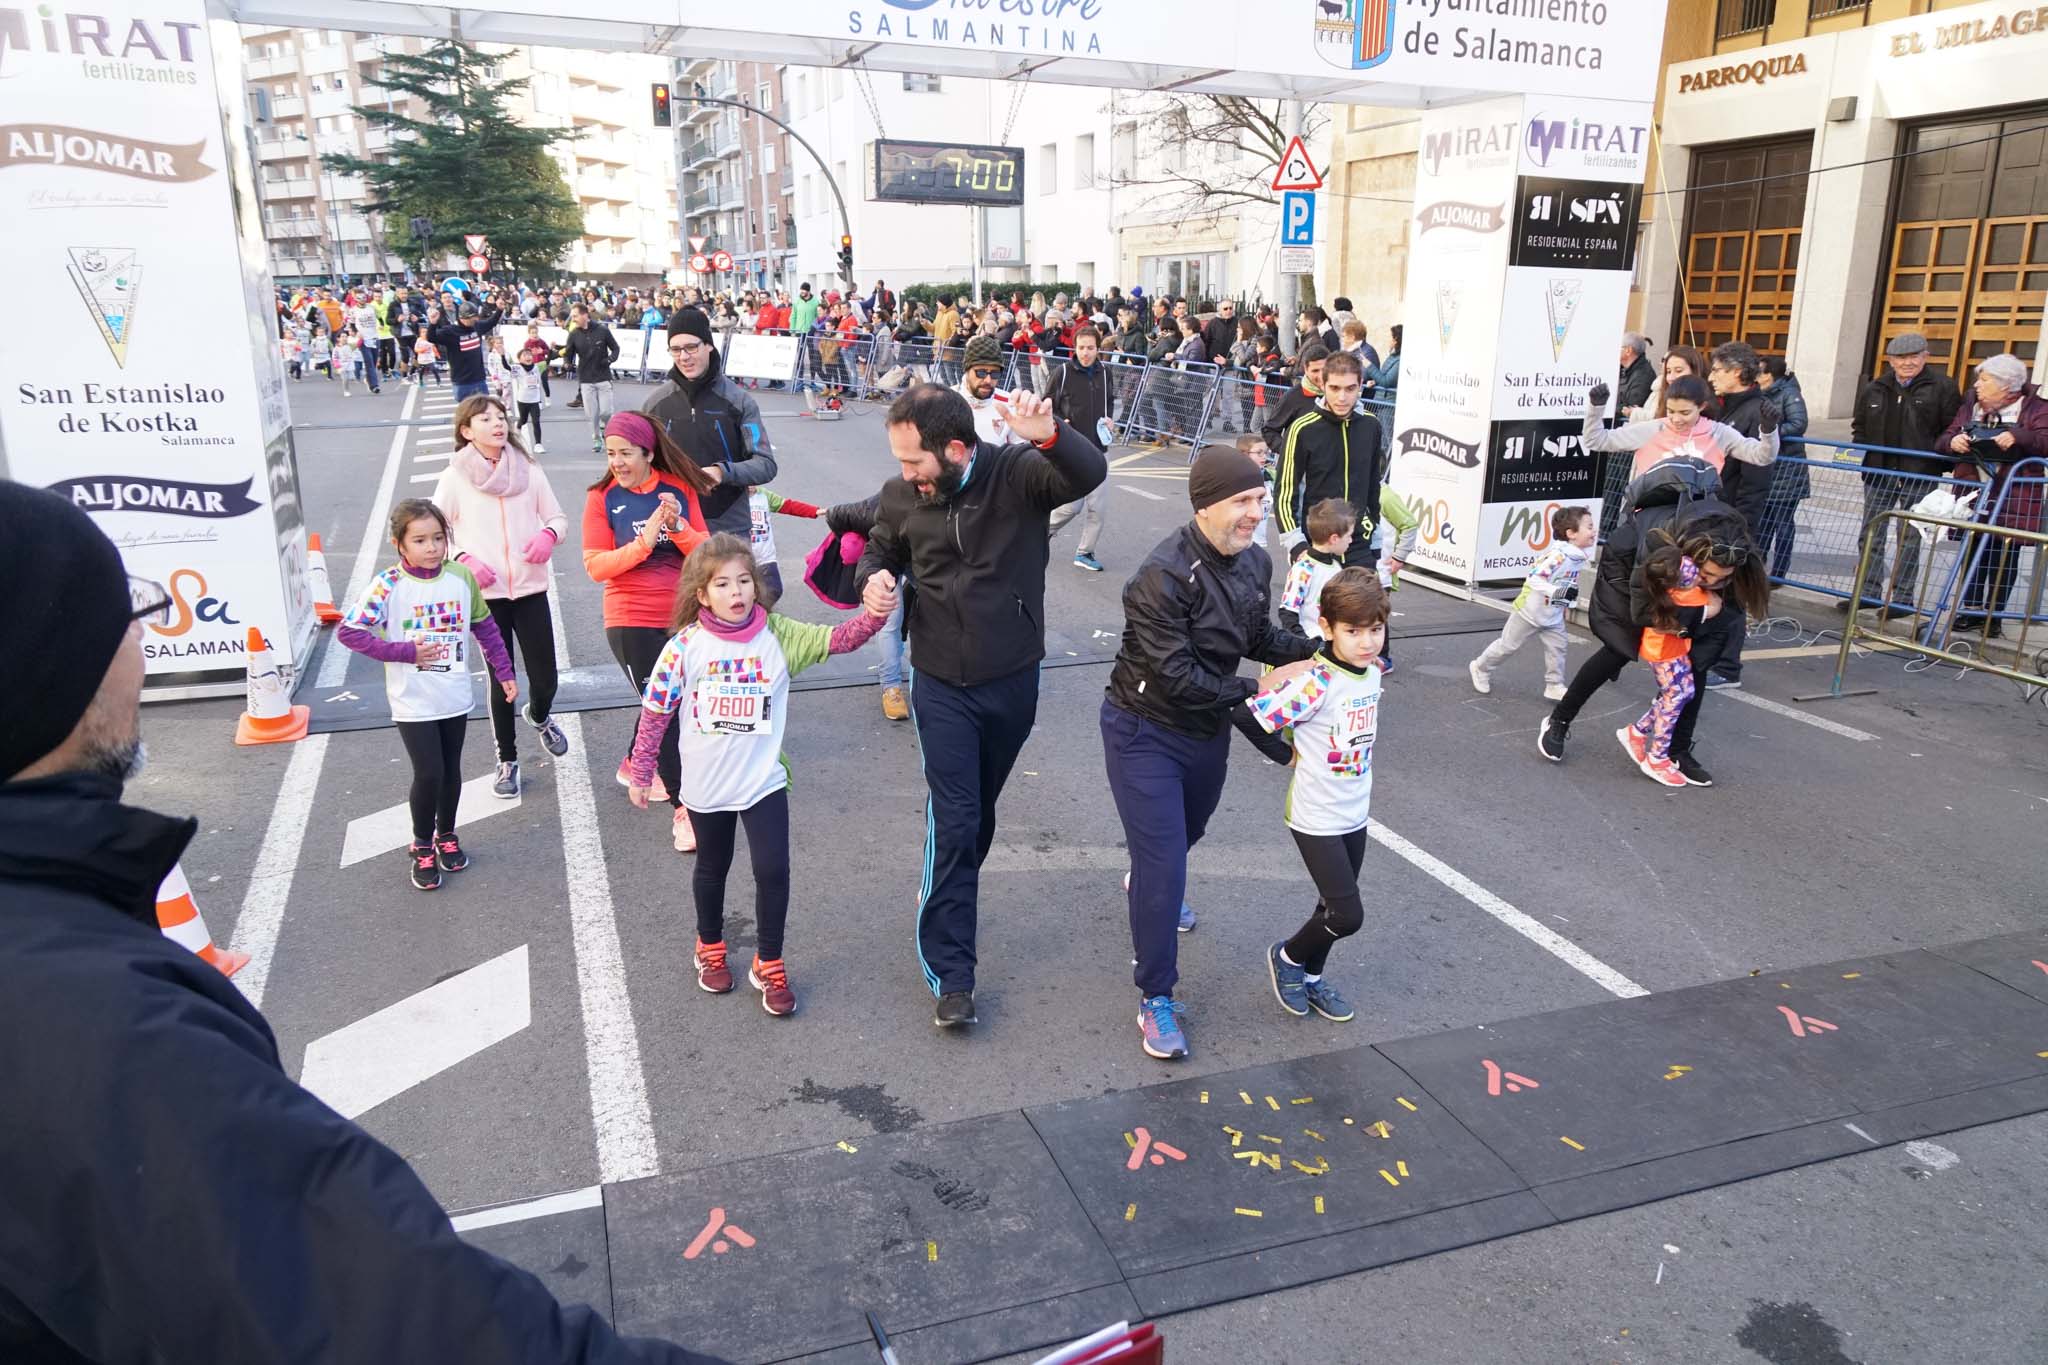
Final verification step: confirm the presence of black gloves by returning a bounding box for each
[1759,401,1781,434]
[1588,382,1611,408]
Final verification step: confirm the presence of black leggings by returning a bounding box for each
[485,593,560,762]
[395,715,467,843]
[691,788,791,960]
[516,400,543,446]
[1550,643,1706,755]
[1283,826,1369,975]
[607,624,681,807]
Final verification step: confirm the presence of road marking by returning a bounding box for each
[1368,819,1648,999]
[450,1184,602,1234]
[226,733,328,1010]
[408,471,444,484]
[413,450,453,464]
[339,773,522,867]
[1118,485,1167,502]
[300,944,532,1119]
[417,435,455,448]
[1720,689,1876,742]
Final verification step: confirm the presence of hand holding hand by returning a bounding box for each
[521,529,556,565]
[463,555,498,589]
[1588,382,1612,409]
[996,390,1057,444]
[863,569,898,618]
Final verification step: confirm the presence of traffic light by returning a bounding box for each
[651,82,672,127]
[838,233,853,276]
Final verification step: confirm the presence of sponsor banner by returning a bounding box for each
[1510,176,1642,272]
[0,0,308,686]
[1477,495,1604,582]
[1482,419,1602,504]
[1516,96,1653,184]
[724,332,801,382]
[1387,474,1486,580]
[1492,267,1632,422]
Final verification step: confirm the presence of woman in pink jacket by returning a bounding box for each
[432,395,572,797]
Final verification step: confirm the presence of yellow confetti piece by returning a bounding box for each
[1234,1207,1263,1218]
[1343,1117,1356,1126]
[1124,1203,1137,1222]
[1396,1097,1418,1112]
[1123,1131,1136,1148]
[1290,1158,1331,1176]
[1780,982,1792,989]
[1560,1136,1585,1151]
[1232,1149,1281,1170]
[835,1141,858,1153]
[1199,1091,1209,1104]
[2038,1051,2048,1059]
[1303,1129,1325,1142]
[1371,1121,1392,1139]
[1397,1160,1409,1177]
[1259,1134,1283,1144]
[1291,1097,1313,1105]
[1379,1169,1400,1187]
[927,1241,938,1262]
[1239,1091,1253,1105]
[1265,1096,1281,1111]
[1314,1195,1325,1214]
[1842,972,1862,980]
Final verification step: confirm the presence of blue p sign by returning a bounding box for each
[1281,191,1315,247]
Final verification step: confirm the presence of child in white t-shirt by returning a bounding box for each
[1243,566,1388,1026]
[337,499,517,893]
[1469,504,1596,702]
[625,532,892,1017]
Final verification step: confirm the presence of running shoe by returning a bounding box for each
[1467,659,1492,694]
[493,760,520,799]
[673,806,696,853]
[881,686,909,722]
[1073,553,1104,573]
[1304,977,1356,1022]
[408,841,441,891]
[1703,672,1741,691]
[1537,716,1569,762]
[1267,942,1310,1017]
[1639,754,1688,788]
[434,833,469,873]
[695,939,734,993]
[935,990,977,1028]
[1617,725,1649,767]
[533,441,547,453]
[749,958,797,1016]
[525,705,569,757]
[1543,682,1568,702]
[1137,995,1189,1059]
[1671,749,1715,788]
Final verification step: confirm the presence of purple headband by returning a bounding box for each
[604,410,659,451]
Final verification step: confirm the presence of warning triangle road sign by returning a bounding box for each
[689,235,709,253]
[1271,135,1323,192]
[463,234,488,254]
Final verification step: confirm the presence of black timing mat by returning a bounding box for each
[456,935,2048,1364]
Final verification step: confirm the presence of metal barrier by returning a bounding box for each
[1828,510,2048,696]
[1125,360,1223,445]
[1939,455,2048,640]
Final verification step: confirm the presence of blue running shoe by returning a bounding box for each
[1073,553,1104,573]
[1267,942,1309,1017]
[1137,995,1189,1059]
[1304,977,1355,1022]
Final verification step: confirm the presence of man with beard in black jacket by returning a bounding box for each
[1701,341,1780,689]
[0,482,725,1365]
[1102,446,1315,1060]
[642,309,777,540]
[856,385,1106,1029]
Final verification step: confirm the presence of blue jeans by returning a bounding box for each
[452,379,488,401]
[878,593,906,689]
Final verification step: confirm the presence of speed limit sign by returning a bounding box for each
[689,253,710,273]
[467,253,490,273]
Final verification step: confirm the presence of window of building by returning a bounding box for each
[828,70,843,102]
[1141,252,1227,300]
[1114,127,1137,178]
[1073,133,1095,189]
[1040,143,1058,194]
[1714,0,1774,40]
[761,143,776,175]
[756,82,773,110]
[903,72,941,93]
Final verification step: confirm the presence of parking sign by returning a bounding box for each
[1281,191,1316,248]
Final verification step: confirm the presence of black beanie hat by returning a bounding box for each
[0,481,134,781]
[1187,444,1266,511]
[666,306,715,346]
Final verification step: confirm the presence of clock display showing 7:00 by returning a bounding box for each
[873,139,1026,207]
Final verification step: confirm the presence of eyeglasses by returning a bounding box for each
[967,366,1002,378]
[669,340,708,356]
[129,575,172,628]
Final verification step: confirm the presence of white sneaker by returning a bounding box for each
[1468,660,1492,694]
[533,441,546,453]
[1543,682,1568,702]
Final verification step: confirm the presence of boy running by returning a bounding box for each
[1469,505,1595,701]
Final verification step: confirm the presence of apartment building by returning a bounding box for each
[675,59,794,290]
[240,28,680,286]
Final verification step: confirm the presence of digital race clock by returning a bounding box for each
[872,139,1026,207]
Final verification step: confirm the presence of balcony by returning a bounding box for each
[1807,0,1864,14]
[265,177,316,199]
[576,170,629,203]
[715,181,745,211]
[257,136,309,162]
[684,128,738,168]
[244,51,297,79]
[270,94,304,119]
[1714,0,1774,39]
[684,184,717,216]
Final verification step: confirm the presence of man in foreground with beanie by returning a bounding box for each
[1101,446,1316,1060]
[856,384,1107,1029]
[643,307,778,538]
[0,482,729,1363]
[954,332,1015,446]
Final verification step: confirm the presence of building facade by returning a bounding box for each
[239,27,680,287]
[675,59,794,291]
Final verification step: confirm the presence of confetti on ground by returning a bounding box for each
[1259,1134,1283,1144]
[1290,1157,1331,1176]
[1123,1131,1136,1148]
[1560,1136,1585,1151]
[1396,1097,1418,1112]
[1291,1097,1313,1105]
[1303,1129,1325,1142]
[1265,1096,1281,1111]
[1370,1121,1392,1139]
[1379,1169,1401,1187]
[1343,1117,1355,1126]
[835,1141,858,1153]
[1233,1150,1282,1171]
[1239,1091,1253,1105]
[1223,1125,1244,1146]
[1124,1203,1137,1222]
[1199,1091,1209,1104]
[1396,1160,1409,1177]
[1662,1064,1693,1081]
[2038,1051,2048,1059]
[1842,972,1862,980]
[1234,1207,1263,1218]
[1314,1195,1325,1214]
[927,1241,937,1262]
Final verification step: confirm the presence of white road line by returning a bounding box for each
[1719,688,1876,742]
[414,450,453,463]
[1368,819,1649,999]
[226,733,328,1010]
[418,435,456,447]
[408,471,443,484]
[339,773,524,868]
[1118,485,1166,502]
[449,1184,602,1233]
[299,944,531,1119]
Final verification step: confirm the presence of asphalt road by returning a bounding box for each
[135,371,2048,1363]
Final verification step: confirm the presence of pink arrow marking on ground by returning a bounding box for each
[2031,960,2048,976]
[1777,1005,1839,1038]
[1481,1059,1540,1096]
[683,1207,756,1259]
[1125,1126,1187,1170]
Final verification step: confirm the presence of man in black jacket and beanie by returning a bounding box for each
[642,308,777,538]
[0,482,725,1365]
[1848,331,1964,612]
[857,385,1107,1029]
[1101,446,1315,1061]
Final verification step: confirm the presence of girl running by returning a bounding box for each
[484,331,515,411]
[512,334,548,453]
[338,499,516,891]
[625,534,893,1016]
[1621,537,1722,789]
[1242,568,1387,1025]
[432,395,571,800]
[583,410,714,852]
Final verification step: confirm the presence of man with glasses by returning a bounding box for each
[953,333,1016,446]
[0,483,730,1363]
[642,309,778,537]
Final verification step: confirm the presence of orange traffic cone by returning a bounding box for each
[307,533,341,624]
[156,861,250,977]
[234,626,310,746]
